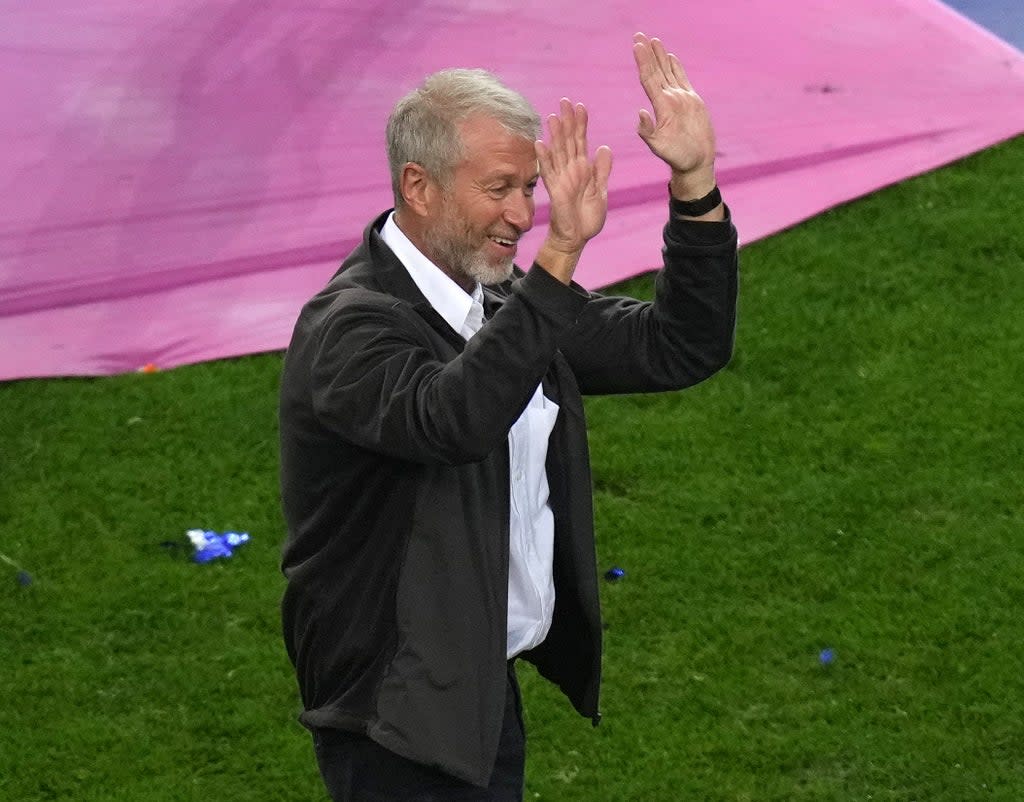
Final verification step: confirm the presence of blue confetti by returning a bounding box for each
[604,566,626,581]
[819,648,835,665]
[186,529,251,564]
[1,552,32,587]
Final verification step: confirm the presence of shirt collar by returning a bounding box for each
[380,212,482,334]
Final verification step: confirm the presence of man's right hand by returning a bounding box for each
[534,99,613,285]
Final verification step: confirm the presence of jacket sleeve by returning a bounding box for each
[306,266,589,465]
[559,205,739,395]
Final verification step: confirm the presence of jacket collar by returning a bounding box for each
[335,210,520,343]
[332,210,432,308]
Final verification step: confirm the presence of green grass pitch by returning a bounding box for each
[2,135,1022,800]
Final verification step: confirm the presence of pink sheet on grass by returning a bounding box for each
[1,0,1022,380]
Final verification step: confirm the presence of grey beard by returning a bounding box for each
[464,252,515,286]
[426,229,515,287]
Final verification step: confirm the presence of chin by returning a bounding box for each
[467,258,514,287]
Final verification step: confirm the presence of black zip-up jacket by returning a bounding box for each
[279,204,738,787]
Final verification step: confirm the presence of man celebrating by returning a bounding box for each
[279,32,738,801]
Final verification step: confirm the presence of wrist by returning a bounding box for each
[669,167,716,202]
[535,240,582,285]
[669,184,722,219]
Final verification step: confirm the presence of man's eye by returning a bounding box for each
[524,183,537,198]
[488,186,510,198]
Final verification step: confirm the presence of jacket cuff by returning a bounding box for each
[666,202,735,247]
[514,263,590,323]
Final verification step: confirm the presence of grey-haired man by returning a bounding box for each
[280,32,738,801]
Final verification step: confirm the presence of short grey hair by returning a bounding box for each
[385,68,541,206]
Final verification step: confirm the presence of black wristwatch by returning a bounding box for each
[669,184,722,217]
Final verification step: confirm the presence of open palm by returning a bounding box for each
[535,99,613,254]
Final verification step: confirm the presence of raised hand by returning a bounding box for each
[633,32,717,199]
[534,98,613,282]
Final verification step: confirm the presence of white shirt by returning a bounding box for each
[381,213,557,658]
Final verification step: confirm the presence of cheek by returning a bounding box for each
[477,202,507,232]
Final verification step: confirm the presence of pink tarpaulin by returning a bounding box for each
[1,1,1022,380]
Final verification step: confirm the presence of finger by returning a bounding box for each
[632,40,661,106]
[547,112,565,169]
[557,98,573,159]
[573,102,588,163]
[649,37,676,87]
[632,31,656,63]
[668,52,693,92]
[559,97,577,161]
[593,145,613,194]
[548,100,571,167]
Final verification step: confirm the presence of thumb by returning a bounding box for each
[535,139,553,180]
[637,109,655,141]
[594,145,613,193]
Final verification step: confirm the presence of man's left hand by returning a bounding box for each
[633,32,718,200]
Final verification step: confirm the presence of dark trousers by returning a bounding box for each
[312,663,525,801]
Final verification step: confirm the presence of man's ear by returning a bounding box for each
[399,162,434,217]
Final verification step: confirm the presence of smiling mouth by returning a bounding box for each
[489,234,518,249]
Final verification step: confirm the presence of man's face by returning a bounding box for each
[423,115,538,288]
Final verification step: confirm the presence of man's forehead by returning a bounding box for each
[456,116,537,176]
[458,116,534,152]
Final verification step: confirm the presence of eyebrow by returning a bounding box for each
[482,173,540,186]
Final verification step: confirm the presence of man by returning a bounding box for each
[279,32,738,801]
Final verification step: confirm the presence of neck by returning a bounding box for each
[393,207,475,294]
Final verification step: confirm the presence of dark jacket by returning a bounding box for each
[279,205,738,786]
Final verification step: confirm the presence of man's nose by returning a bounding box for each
[503,190,534,232]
